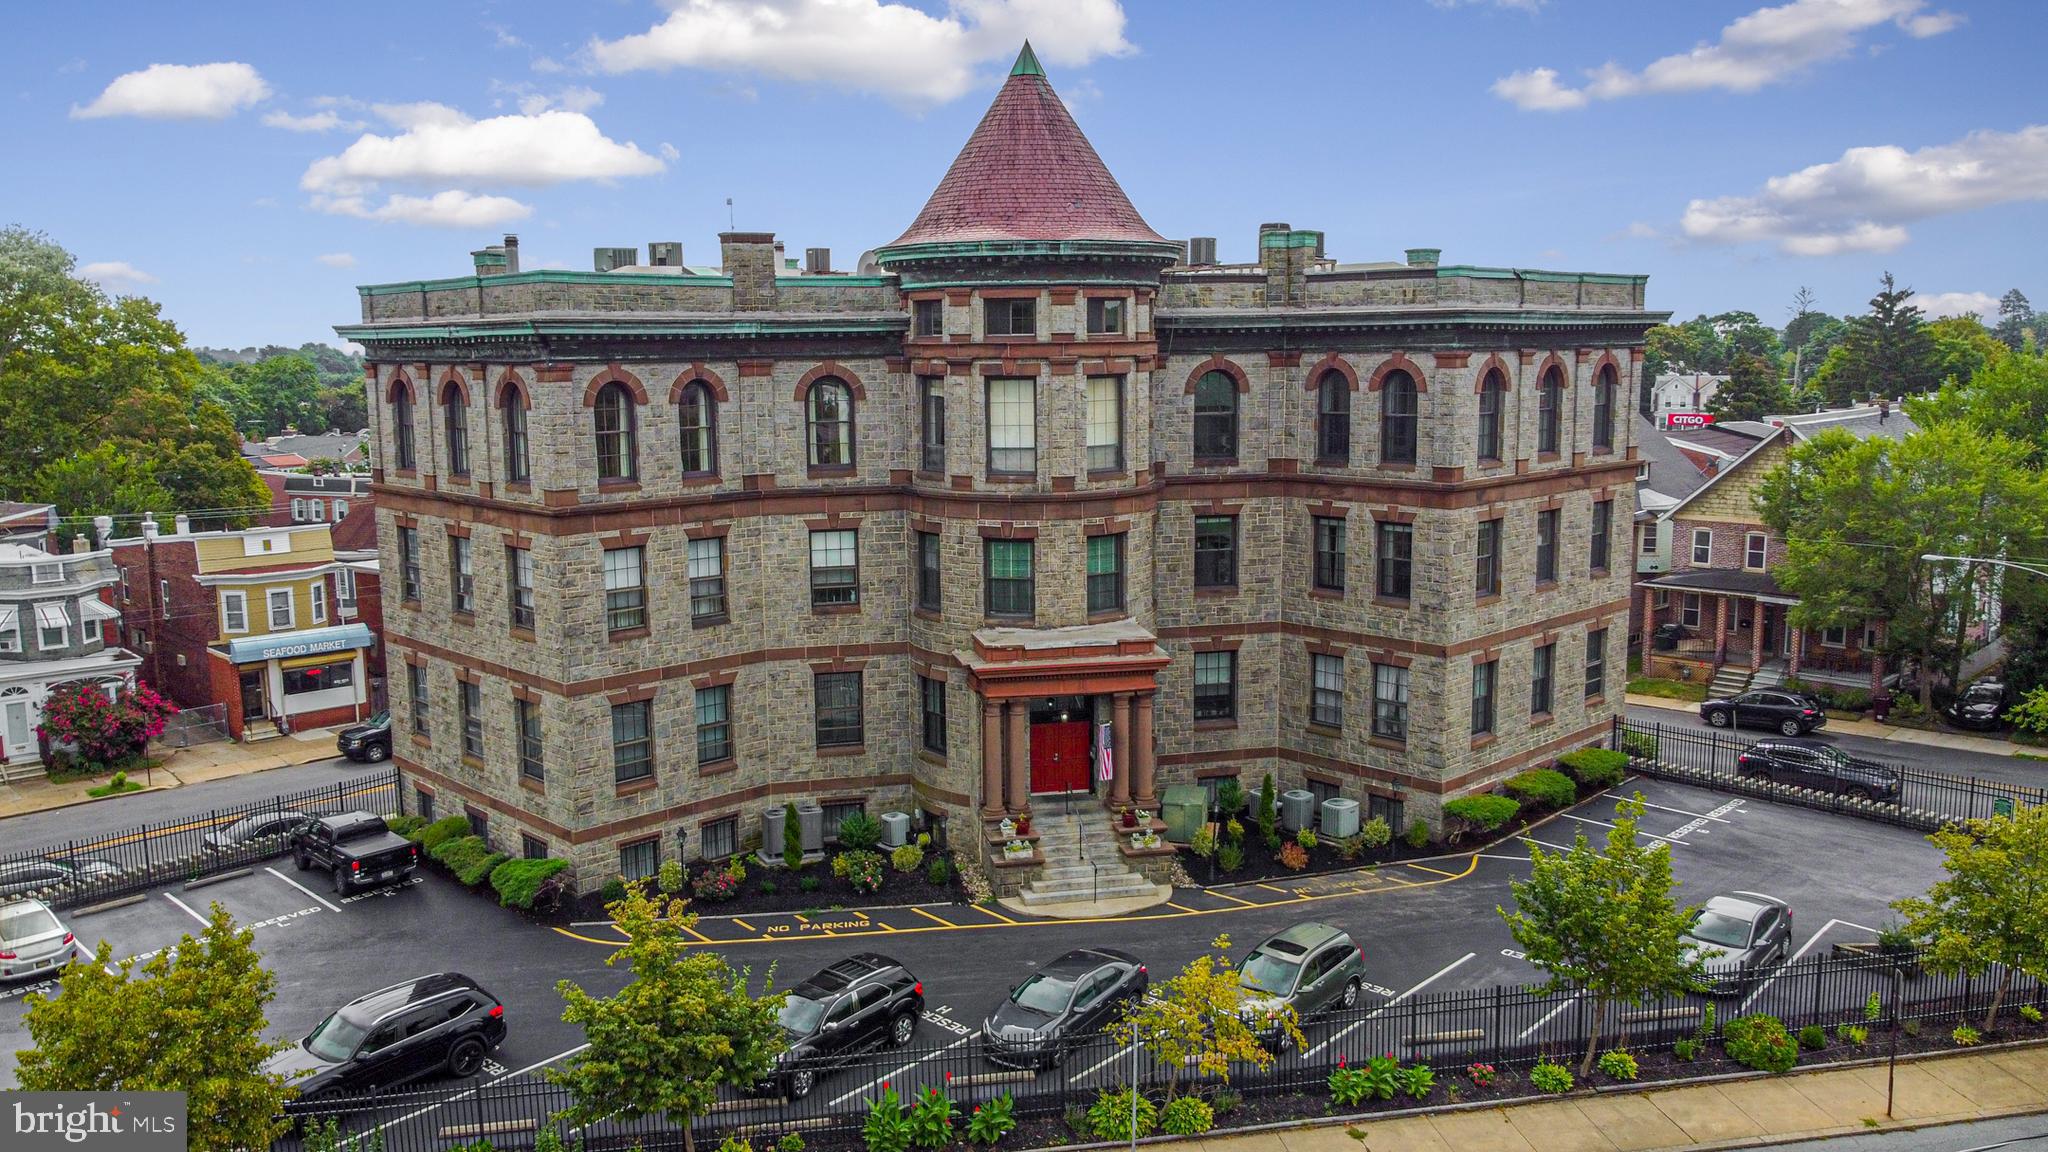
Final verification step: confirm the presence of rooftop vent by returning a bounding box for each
[594,247,639,272]
[1405,248,1441,268]
[805,247,831,274]
[1189,237,1218,266]
[647,242,683,267]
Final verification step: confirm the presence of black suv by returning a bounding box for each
[336,712,392,762]
[1701,690,1826,736]
[767,954,924,1100]
[1737,739,1902,801]
[265,973,506,1098]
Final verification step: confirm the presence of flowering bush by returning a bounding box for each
[836,850,885,895]
[1465,1061,1496,1087]
[690,865,740,903]
[39,681,177,767]
[1278,841,1309,871]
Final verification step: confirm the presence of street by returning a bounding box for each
[0,756,375,856]
[1624,703,2045,790]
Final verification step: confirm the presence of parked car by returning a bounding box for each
[291,812,420,896]
[1237,922,1366,1046]
[765,953,924,1100]
[265,973,506,1098]
[336,712,392,762]
[0,898,82,982]
[1700,690,1827,736]
[982,947,1147,1069]
[1736,739,1902,801]
[1944,680,2010,731]
[1682,892,1792,995]
[0,857,121,900]
[202,809,311,852]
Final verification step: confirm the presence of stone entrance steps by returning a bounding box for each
[1015,808,1160,910]
[1708,664,1754,699]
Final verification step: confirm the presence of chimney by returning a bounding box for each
[1189,237,1218,266]
[647,241,683,267]
[93,515,113,547]
[721,232,780,311]
[471,243,509,275]
[805,247,831,274]
[594,247,638,272]
[1405,247,1442,268]
[140,512,159,540]
[773,240,787,272]
[1258,222,1314,306]
[174,513,191,535]
[502,234,520,274]
[72,534,89,555]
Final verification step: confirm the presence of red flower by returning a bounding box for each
[1337,1058,1347,1069]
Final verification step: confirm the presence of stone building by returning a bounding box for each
[339,46,1662,898]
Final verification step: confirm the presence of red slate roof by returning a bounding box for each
[888,44,1166,249]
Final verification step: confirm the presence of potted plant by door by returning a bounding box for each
[1015,812,1032,836]
[1121,808,1138,829]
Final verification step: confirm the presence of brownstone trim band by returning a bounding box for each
[692,669,738,689]
[979,287,1041,300]
[977,523,1038,540]
[738,359,774,378]
[445,523,471,539]
[669,365,731,404]
[1430,352,1470,369]
[436,366,471,405]
[808,657,867,674]
[1190,638,1242,653]
[1374,507,1418,525]
[1156,596,1629,661]
[1474,354,1512,391]
[607,684,658,705]
[1305,352,1359,392]
[455,667,481,686]
[494,370,531,411]
[1183,355,1250,394]
[385,370,416,404]
[684,523,730,541]
[582,364,649,408]
[510,683,540,704]
[601,530,651,550]
[1083,519,1132,537]
[794,361,867,401]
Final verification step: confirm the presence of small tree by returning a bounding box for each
[1256,774,1278,846]
[1892,804,2048,1032]
[16,902,292,1152]
[1498,795,1705,1077]
[1113,934,1300,1100]
[782,801,803,871]
[551,882,785,1152]
[37,680,177,766]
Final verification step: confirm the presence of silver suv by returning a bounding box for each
[1683,892,1793,995]
[1238,922,1366,1043]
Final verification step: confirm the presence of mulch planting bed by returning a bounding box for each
[1180,801,1580,889]
[562,855,967,923]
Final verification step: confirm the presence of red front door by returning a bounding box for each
[1029,721,1092,795]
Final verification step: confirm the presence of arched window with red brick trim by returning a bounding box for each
[1193,370,1238,461]
[678,382,717,475]
[1316,370,1351,464]
[1380,370,1418,466]
[806,378,854,467]
[593,381,638,481]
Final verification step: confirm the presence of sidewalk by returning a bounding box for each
[1625,693,2027,759]
[1205,1045,2048,1152]
[0,726,347,819]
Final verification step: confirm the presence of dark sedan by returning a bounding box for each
[1701,690,1826,737]
[1737,739,1902,801]
[202,809,311,851]
[1944,681,2009,731]
[982,948,1147,1069]
[0,857,122,900]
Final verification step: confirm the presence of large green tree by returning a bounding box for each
[1906,348,2048,468]
[1893,805,2048,1032]
[1996,289,2035,354]
[15,904,293,1152]
[1820,272,1940,403]
[1927,314,2008,390]
[1708,351,1792,422]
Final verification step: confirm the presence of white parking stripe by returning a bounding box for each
[1517,835,1578,853]
[265,866,343,913]
[1304,952,1475,1060]
[369,1043,592,1136]
[1633,800,1734,823]
[1564,814,1682,847]
[1518,993,1580,1040]
[162,892,211,928]
[1738,919,1848,1013]
[828,1035,971,1106]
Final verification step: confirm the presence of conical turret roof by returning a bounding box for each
[886,43,1167,249]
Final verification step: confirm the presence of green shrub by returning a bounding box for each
[1559,747,1630,787]
[924,857,951,886]
[1190,827,1218,859]
[836,850,885,894]
[783,802,804,871]
[717,1136,752,1152]
[905,1087,957,1150]
[777,1134,803,1152]
[758,879,779,896]
[1596,1050,1638,1081]
[1505,768,1577,810]
[1329,1054,1399,1105]
[964,1093,1016,1146]
[657,858,685,896]
[1672,1037,1700,1061]
[890,843,925,874]
[385,814,428,838]
[599,876,629,903]
[433,835,495,884]
[798,874,821,893]
[1443,794,1520,831]
[1214,776,1244,818]
[1158,1096,1213,1136]
[1217,840,1245,872]
[1086,1088,1155,1141]
[1796,1024,1827,1051]
[1210,1089,1241,1116]
[1224,817,1244,844]
[1257,775,1278,845]
[1529,1059,1574,1094]
[414,815,471,851]
[1397,1063,1436,1100]
[863,1086,912,1152]
[1296,827,1319,850]
[1836,1024,1868,1046]
[1952,1024,1981,1047]
[1403,819,1431,849]
[2021,1005,2044,1025]
[839,812,883,851]
[1865,992,1885,1021]
[1620,730,1661,760]
[456,850,508,887]
[2010,687,2048,736]
[1357,815,1391,850]
[1724,1014,1799,1073]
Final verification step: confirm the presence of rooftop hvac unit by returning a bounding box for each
[1189,236,1218,266]
[1280,789,1317,832]
[805,247,831,274]
[593,247,638,272]
[647,241,683,267]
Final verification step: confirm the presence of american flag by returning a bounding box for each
[1096,723,1114,781]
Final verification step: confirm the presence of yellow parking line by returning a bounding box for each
[912,907,956,927]
[732,919,756,932]
[551,926,629,946]
[794,914,809,924]
[874,919,898,932]
[1166,902,1197,913]
[1256,883,1291,895]
[970,904,1018,924]
[681,924,714,943]
[1406,862,1458,878]
[1208,889,1261,907]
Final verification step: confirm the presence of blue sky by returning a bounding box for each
[6,0,2043,348]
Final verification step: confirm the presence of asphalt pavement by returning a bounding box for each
[1756,1113,2048,1152]
[0,757,384,856]
[1624,703,2045,789]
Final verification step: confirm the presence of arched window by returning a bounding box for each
[807,378,854,468]
[1477,369,1506,463]
[1316,371,1351,463]
[1537,367,1563,455]
[1380,370,1418,465]
[500,384,530,484]
[678,382,717,475]
[391,383,417,471]
[593,382,638,482]
[1593,366,1616,451]
[441,383,469,476]
[1192,370,1237,461]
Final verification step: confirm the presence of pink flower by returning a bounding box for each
[1337,1058,1347,1069]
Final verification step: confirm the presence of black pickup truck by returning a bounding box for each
[292,812,420,897]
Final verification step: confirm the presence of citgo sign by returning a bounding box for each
[1667,412,1716,429]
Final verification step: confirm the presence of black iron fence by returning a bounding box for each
[278,947,2044,1152]
[1614,718,2047,829]
[0,769,401,910]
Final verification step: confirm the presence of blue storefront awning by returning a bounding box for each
[223,622,374,664]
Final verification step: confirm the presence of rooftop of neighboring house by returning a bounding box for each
[240,431,368,464]
[1633,414,1713,506]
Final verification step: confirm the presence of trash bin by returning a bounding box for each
[879,811,910,849]
[1319,797,1361,839]
[1280,789,1317,832]
[1160,785,1207,844]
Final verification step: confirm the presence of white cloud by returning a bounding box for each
[1623,221,1660,239]
[72,61,270,120]
[316,252,358,268]
[1494,0,1961,111]
[312,190,534,228]
[659,141,680,161]
[1913,291,1999,322]
[304,104,662,194]
[531,56,566,74]
[78,261,157,287]
[1680,124,2048,256]
[515,85,605,116]
[587,0,1134,106]
[262,109,366,133]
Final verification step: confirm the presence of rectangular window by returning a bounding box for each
[1681,593,1702,629]
[985,539,1034,618]
[1532,643,1556,716]
[159,580,170,620]
[310,500,326,522]
[1475,519,1503,597]
[1313,516,1346,592]
[450,535,474,615]
[688,537,727,621]
[1086,296,1125,335]
[335,500,348,521]
[984,296,1035,337]
[506,546,535,630]
[1585,628,1608,700]
[417,788,434,821]
[267,587,294,629]
[1085,376,1123,472]
[460,679,483,757]
[337,568,357,614]
[1375,521,1413,599]
[1745,532,1767,570]
[915,531,942,612]
[695,684,732,765]
[1536,509,1559,584]
[920,674,947,755]
[814,671,864,747]
[1310,653,1344,729]
[912,298,943,337]
[821,801,865,844]
[0,612,17,653]
[310,584,327,624]
[809,529,859,607]
[282,660,353,695]
[1691,528,1712,566]
[604,546,646,632]
[398,527,422,603]
[1591,500,1613,572]
[1372,663,1410,741]
[517,697,544,782]
[1471,660,1497,736]
[611,700,653,784]
[291,498,305,522]
[521,834,548,861]
[1641,524,1659,555]
[701,817,738,862]
[409,664,429,735]
[1086,533,1125,614]
[1821,625,1847,648]
[466,807,488,842]
[221,591,248,633]
[919,377,946,473]
[986,378,1036,474]
[31,562,63,585]
[1194,516,1237,589]
[1193,651,1237,722]
[618,838,659,882]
